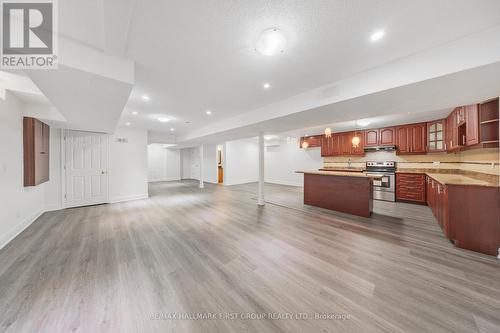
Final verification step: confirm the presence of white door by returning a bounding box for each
[65,130,109,208]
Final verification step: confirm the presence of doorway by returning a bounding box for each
[64,130,109,208]
[217,145,224,183]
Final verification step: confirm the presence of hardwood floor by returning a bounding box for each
[1,180,500,332]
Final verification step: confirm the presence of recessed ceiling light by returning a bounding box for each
[370,30,385,42]
[142,95,150,101]
[263,82,271,90]
[206,110,212,115]
[256,28,287,56]
[132,111,138,115]
[125,122,131,126]
[170,128,175,132]
[158,117,169,122]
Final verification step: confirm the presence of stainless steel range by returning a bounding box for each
[365,161,396,202]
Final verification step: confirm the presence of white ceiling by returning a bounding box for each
[6,1,500,142]
[115,0,500,138]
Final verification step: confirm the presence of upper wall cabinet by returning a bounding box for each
[396,123,427,154]
[364,129,379,147]
[299,135,322,149]
[364,127,395,147]
[478,98,499,148]
[465,104,479,146]
[427,119,446,152]
[24,117,50,186]
[379,127,396,146]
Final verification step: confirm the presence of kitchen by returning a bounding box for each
[297,97,500,257]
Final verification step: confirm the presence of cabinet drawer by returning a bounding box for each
[396,173,426,203]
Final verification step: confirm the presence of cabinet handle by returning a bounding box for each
[462,135,466,145]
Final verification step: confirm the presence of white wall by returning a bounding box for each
[224,138,259,186]
[109,127,149,203]
[203,144,218,184]
[147,144,181,182]
[265,142,322,187]
[0,92,47,249]
[180,145,218,183]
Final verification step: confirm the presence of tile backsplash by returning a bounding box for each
[323,148,500,176]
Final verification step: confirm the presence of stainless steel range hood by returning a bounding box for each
[364,145,397,152]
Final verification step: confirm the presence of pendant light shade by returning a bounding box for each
[352,135,360,148]
[352,120,360,148]
[301,141,309,149]
[324,128,332,138]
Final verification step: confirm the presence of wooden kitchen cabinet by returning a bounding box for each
[364,129,379,147]
[426,175,500,256]
[379,127,396,146]
[300,135,322,148]
[396,173,426,203]
[331,133,341,156]
[396,123,427,154]
[427,119,446,152]
[410,123,427,153]
[465,104,479,146]
[351,131,365,155]
[340,132,352,155]
[320,136,332,156]
[23,117,50,187]
[396,126,410,153]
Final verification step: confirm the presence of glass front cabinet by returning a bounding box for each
[427,119,446,152]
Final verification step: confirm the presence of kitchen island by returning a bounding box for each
[296,170,379,217]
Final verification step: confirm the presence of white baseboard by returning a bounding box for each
[0,209,44,250]
[265,179,303,187]
[224,180,258,186]
[148,177,181,183]
[109,193,149,204]
[45,203,62,212]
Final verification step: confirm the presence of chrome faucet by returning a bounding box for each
[347,158,352,169]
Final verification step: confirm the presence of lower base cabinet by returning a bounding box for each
[426,176,500,256]
[396,173,426,203]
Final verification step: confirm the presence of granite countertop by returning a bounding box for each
[319,167,366,172]
[296,170,381,178]
[425,173,495,187]
[397,169,498,187]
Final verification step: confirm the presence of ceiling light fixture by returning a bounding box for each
[158,117,169,122]
[170,128,175,132]
[324,128,332,138]
[125,122,131,126]
[263,82,271,90]
[256,28,287,56]
[142,95,150,101]
[370,30,385,42]
[352,120,360,148]
[132,111,138,115]
[206,110,212,115]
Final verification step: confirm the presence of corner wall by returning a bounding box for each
[109,127,149,203]
[0,92,46,249]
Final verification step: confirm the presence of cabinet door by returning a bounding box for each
[456,107,466,126]
[321,136,332,156]
[465,104,479,146]
[396,126,410,154]
[379,127,395,146]
[364,129,379,147]
[331,134,341,156]
[340,133,352,155]
[351,131,365,155]
[410,123,427,153]
[427,120,446,152]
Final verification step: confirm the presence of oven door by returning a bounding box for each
[366,173,395,192]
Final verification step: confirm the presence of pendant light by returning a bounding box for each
[352,120,360,148]
[324,127,332,138]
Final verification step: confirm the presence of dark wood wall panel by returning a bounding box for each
[23,117,50,187]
